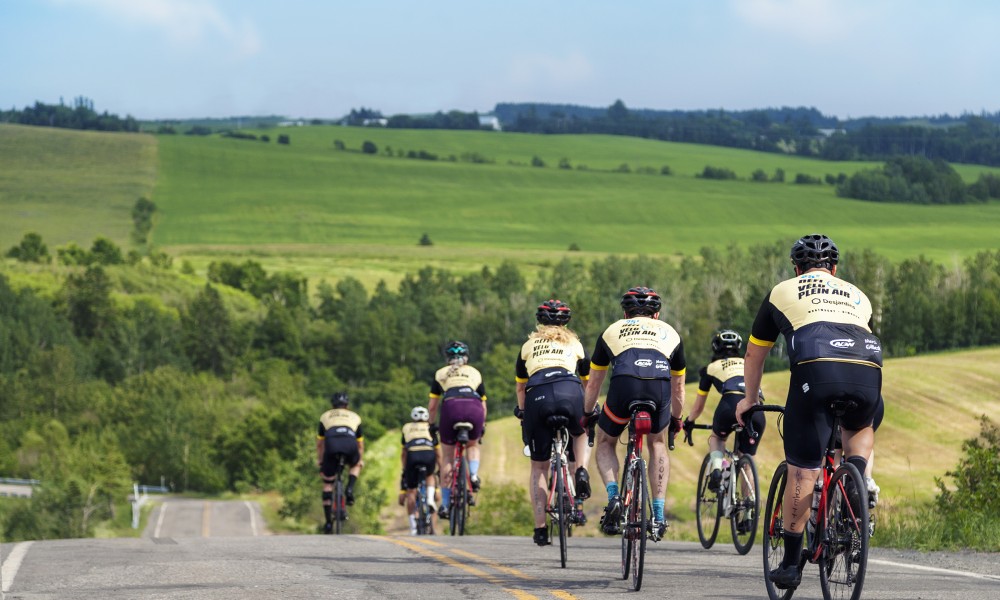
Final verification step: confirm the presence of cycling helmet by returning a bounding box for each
[330,391,349,408]
[790,233,839,270]
[620,286,662,316]
[443,340,470,362]
[536,299,572,326]
[411,406,430,422]
[711,329,743,355]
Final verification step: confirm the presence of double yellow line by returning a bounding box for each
[380,537,578,600]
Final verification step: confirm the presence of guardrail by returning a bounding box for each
[130,483,171,529]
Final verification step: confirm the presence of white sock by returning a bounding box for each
[426,486,436,507]
[710,450,724,472]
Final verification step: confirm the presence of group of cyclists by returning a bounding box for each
[314,232,885,593]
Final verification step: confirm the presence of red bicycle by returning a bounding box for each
[444,421,476,536]
[616,399,658,591]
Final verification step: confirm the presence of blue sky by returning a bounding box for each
[2,0,999,121]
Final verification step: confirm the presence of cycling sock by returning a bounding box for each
[709,450,724,472]
[442,487,451,508]
[606,482,619,500]
[348,474,358,489]
[408,515,416,530]
[781,531,804,568]
[426,485,436,505]
[652,499,665,522]
[846,455,868,479]
[322,491,333,522]
[469,460,480,476]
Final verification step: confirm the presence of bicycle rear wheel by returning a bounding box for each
[630,458,648,591]
[819,462,869,600]
[696,453,721,549]
[731,454,760,555]
[416,484,428,535]
[450,456,469,536]
[333,477,344,535]
[555,458,568,568]
[763,461,795,600]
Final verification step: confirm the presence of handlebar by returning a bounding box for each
[682,422,712,446]
[742,404,784,442]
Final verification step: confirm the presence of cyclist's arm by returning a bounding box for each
[736,341,769,425]
[316,436,324,467]
[516,381,527,411]
[688,390,709,421]
[583,367,608,414]
[670,368,686,419]
[428,394,440,423]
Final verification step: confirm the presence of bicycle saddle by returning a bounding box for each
[628,399,658,415]
[546,415,570,429]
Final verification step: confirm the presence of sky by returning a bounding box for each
[2,0,999,121]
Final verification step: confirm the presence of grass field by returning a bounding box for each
[5,123,1000,292]
[374,347,1000,541]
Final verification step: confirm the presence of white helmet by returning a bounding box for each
[411,406,430,422]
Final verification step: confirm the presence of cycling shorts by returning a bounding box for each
[523,379,585,461]
[403,451,437,490]
[712,393,767,456]
[599,377,671,438]
[834,393,884,450]
[784,361,882,469]
[438,397,485,445]
[322,435,360,477]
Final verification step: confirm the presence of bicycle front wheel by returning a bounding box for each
[819,462,869,600]
[731,454,760,555]
[762,461,795,600]
[696,453,721,549]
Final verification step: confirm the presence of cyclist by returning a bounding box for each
[429,340,487,519]
[514,299,596,546]
[683,330,767,496]
[317,391,364,534]
[401,406,440,535]
[736,233,883,590]
[583,286,686,541]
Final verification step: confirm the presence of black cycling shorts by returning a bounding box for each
[834,393,884,450]
[599,377,671,438]
[784,362,882,469]
[321,435,360,477]
[523,379,585,462]
[712,393,767,456]
[403,451,437,490]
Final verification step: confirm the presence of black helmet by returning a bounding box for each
[443,340,469,361]
[330,391,349,408]
[711,329,742,355]
[620,286,661,316]
[790,233,839,270]
[536,299,572,326]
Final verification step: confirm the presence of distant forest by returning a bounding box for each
[6,97,1000,168]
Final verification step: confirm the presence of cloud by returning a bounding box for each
[50,0,260,57]
[730,0,865,43]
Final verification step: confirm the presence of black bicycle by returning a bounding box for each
[414,464,434,535]
[762,398,870,600]
[329,455,348,535]
[687,404,784,555]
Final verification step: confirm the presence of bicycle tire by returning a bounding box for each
[334,476,344,535]
[450,457,464,536]
[695,453,722,548]
[555,456,568,568]
[619,455,632,581]
[763,461,795,600]
[731,454,760,555]
[819,462,869,600]
[416,483,428,535]
[631,458,648,591]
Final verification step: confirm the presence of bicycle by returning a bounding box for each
[328,454,348,535]
[414,464,434,535]
[686,404,784,555]
[762,398,870,600]
[444,421,476,536]
[613,399,659,591]
[544,414,592,568]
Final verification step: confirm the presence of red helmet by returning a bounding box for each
[536,299,571,325]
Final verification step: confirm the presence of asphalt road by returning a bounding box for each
[3,501,999,600]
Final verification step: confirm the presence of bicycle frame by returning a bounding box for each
[620,403,654,591]
[447,423,475,535]
[546,420,577,568]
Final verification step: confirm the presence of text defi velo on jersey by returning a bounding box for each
[797,281,853,301]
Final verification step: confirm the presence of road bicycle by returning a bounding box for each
[686,404,784,555]
[328,454,348,535]
[444,421,476,536]
[615,399,659,591]
[544,414,589,568]
[762,398,870,600]
[414,464,434,535]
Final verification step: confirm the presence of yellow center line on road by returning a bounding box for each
[381,537,539,600]
[407,538,580,599]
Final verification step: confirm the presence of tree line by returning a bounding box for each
[3,238,1000,539]
[0,97,138,132]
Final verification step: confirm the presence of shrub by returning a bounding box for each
[615,163,631,173]
[794,173,823,185]
[277,134,290,145]
[260,135,270,142]
[751,169,769,182]
[531,156,546,168]
[361,140,377,155]
[772,168,786,182]
[568,243,581,251]
[6,232,50,263]
[466,481,533,536]
[419,233,433,246]
[699,166,737,180]
[333,139,345,150]
[660,165,673,175]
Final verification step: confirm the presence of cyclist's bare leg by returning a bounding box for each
[349,463,362,477]
[782,465,821,534]
[405,489,417,514]
[572,433,591,475]
[841,425,874,466]
[708,432,727,453]
[530,459,548,528]
[647,431,669,500]
[466,438,481,477]
[595,428,620,493]
[440,443,455,494]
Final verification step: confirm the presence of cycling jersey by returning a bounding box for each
[318,408,364,441]
[515,335,590,388]
[591,318,686,380]
[430,364,487,401]
[749,271,882,368]
[401,421,438,454]
[698,357,748,397]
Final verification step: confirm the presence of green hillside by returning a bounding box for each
[4,123,1000,290]
[377,347,1000,539]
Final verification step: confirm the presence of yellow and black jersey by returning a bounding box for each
[515,335,590,388]
[429,364,486,401]
[750,271,882,368]
[591,317,686,380]
[317,408,364,441]
[698,357,747,397]
[401,421,438,453]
